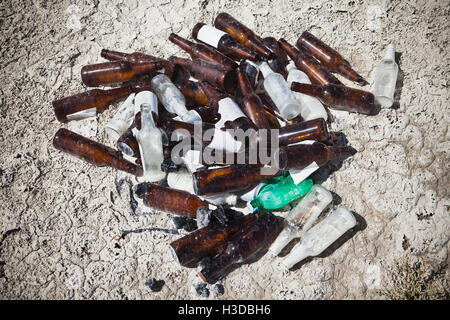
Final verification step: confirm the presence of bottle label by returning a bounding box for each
[207,129,243,153]
[215,97,246,128]
[289,162,319,185]
[197,25,227,48]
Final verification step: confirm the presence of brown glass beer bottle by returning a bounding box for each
[290,82,380,115]
[198,212,282,283]
[193,165,281,196]
[100,49,189,83]
[192,23,260,61]
[52,86,133,123]
[169,56,237,93]
[278,38,342,86]
[175,80,210,107]
[142,183,221,219]
[214,12,276,60]
[170,213,258,267]
[297,31,368,85]
[53,128,142,176]
[169,33,238,70]
[81,60,163,87]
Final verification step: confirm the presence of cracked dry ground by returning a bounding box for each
[0,0,449,300]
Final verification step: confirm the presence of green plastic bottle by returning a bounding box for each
[250,177,313,211]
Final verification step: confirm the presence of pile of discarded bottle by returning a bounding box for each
[52,12,398,283]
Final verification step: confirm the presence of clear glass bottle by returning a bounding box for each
[136,102,166,182]
[258,61,302,120]
[282,206,357,269]
[269,185,333,256]
[372,43,398,108]
[150,74,199,122]
[286,63,328,121]
[105,93,136,141]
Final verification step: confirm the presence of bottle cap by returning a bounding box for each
[383,43,396,62]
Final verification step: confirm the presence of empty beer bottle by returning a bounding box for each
[372,43,399,108]
[249,177,313,211]
[282,206,357,269]
[297,31,368,85]
[258,61,302,120]
[282,142,356,171]
[136,101,166,182]
[198,212,282,283]
[290,82,380,115]
[169,56,237,93]
[192,23,260,61]
[278,118,330,146]
[193,165,281,196]
[278,38,342,86]
[269,185,333,256]
[53,128,142,176]
[81,60,163,87]
[286,62,328,121]
[262,37,289,79]
[170,213,258,267]
[169,33,238,70]
[142,183,222,219]
[52,86,133,123]
[175,80,210,107]
[150,74,201,122]
[236,65,271,130]
[214,12,276,60]
[100,49,189,83]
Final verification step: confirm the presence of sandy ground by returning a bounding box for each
[0,0,449,300]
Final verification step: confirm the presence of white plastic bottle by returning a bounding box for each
[282,206,357,269]
[286,63,328,121]
[151,74,200,122]
[258,61,302,120]
[136,101,166,182]
[269,185,333,256]
[372,43,398,108]
[104,93,136,141]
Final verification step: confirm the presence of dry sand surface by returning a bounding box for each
[0,0,449,299]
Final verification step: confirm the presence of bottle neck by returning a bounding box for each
[383,43,396,62]
[258,61,274,78]
[237,66,254,96]
[100,49,129,61]
[326,145,357,162]
[169,33,195,54]
[290,82,323,97]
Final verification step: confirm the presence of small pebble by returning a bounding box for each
[146,278,165,292]
[214,283,225,295]
[195,283,210,297]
